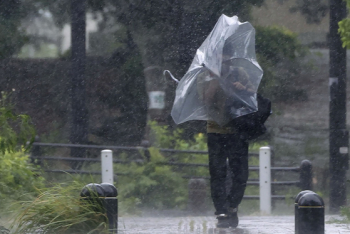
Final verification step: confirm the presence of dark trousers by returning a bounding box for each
[207,133,249,215]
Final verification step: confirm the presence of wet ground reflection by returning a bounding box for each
[208,227,250,234]
[117,215,350,234]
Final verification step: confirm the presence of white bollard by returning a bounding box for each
[101,149,114,184]
[259,146,271,215]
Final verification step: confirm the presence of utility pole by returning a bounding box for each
[329,0,348,213]
[70,0,88,168]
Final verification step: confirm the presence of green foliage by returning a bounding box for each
[255,26,308,101]
[339,0,350,49]
[0,91,41,223]
[117,148,188,213]
[339,18,350,48]
[249,141,269,152]
[148,121,209,176]
[148,121,189,149]
[256,26,306,64]
[10,181,108,234]
[0,149,44,202]
[340,178,350,222]
[18,43,59,58]
[341,206,350,223]
[0,92,36,153]
[148,121,207,150]
[113,121,209,213]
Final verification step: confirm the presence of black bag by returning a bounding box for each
[233,94,272,140]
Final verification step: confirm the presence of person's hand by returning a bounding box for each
[233,82,245,90]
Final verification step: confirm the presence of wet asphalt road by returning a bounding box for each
[118,215,350,234]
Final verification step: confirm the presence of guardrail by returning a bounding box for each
[30,142,312,214]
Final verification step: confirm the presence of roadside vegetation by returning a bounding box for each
[2,105,350,233]
[0,113,267,233]
[0,92,40,207]
[10,181,108,234]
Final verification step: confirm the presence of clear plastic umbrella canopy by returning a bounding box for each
[171,14,263,126]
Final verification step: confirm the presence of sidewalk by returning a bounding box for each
[118,215,350,234]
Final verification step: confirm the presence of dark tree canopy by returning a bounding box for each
[23,0,264,73]
[290,0,328,24]
[89,0,265,72]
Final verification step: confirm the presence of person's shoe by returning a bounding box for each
[227,207,239,228]
[216,214,230,228]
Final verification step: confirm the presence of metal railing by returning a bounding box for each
[30,142,312,214]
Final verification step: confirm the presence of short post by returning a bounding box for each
[188,178,207,214]
[295,190,315,234]
[80,183,105,212]
[100,183,118,233]
[298,192,325,234]
[300,160,313,191]
[81,183,118,234]
[259,146,271,215]
[101,150,114,184]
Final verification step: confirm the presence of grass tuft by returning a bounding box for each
[10,180,109,234]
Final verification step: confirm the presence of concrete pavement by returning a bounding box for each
[118,215,350,234]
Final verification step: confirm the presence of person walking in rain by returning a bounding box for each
[197,61,254,228]
[170,14,269,229]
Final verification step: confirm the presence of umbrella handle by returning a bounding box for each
[163,70,179,83]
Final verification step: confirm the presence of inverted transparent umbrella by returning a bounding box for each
[171,14,263,126]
